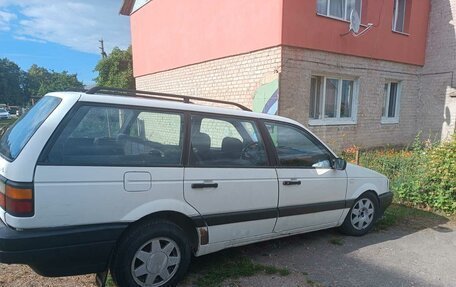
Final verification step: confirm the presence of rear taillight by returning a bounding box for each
[0,180,34,217]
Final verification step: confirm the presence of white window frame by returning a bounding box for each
[309,75,359,126]
[317,0,363,23]
[392,0,407,33]
[381,81,401,124]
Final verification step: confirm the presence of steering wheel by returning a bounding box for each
[241,142,260,160]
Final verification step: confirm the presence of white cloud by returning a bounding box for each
[0,10,16,31]
[1,0,130,54]
[13,35,46,43]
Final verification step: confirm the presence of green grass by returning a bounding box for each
[188,251,289,287]
[328,237,344,246]
[105,275,115,287]
[306,278,324,287]
[375,203,447,231]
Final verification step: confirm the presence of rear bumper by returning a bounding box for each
[0,220,127,277]
[378,191,394,216]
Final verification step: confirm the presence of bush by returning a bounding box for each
[342,135,456,214]
[424,134,456,213]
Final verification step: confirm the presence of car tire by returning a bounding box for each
[110,220,192,287]
[338,192,379,236]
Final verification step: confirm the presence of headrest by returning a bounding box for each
[192,132,211,153]
[221,137,243,154]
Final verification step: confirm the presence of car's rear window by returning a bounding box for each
[0,96,61,161]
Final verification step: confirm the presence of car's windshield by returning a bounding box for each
[0,96,61,161]
[0,109,7,113]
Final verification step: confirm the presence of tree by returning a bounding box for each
[0,58,25,105]
[94,46,135,89]
[0,59,84,105]
[25,64,84,97]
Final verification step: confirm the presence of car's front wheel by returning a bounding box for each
[339,192,379,236]
[111,220,191,287]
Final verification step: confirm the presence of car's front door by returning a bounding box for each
[263,122,347,233]
[184,115,278,244]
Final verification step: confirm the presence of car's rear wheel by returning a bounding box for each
[111,220,191,287]
[339,192,379,236]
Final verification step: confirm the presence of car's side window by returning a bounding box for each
[265,122,332,168]
[200,118,243,148]
[43,105,184,166]
[190,115,268,167]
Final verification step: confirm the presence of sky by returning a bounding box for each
[0,0,131,85]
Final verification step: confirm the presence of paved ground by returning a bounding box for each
[244,220,456,287]
[1,215,455,287]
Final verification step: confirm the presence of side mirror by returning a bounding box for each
[333,158,347,170]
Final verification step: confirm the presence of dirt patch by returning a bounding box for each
[0,264,95,287]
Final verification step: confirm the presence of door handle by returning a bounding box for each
[283,180,301,186]
[191,183,219,189]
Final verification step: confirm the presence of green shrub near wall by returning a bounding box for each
[342,135,456,214]
[424,135,456,213]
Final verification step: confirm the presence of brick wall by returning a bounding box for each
[419,0,456,141]
[136,45,422,151]
[136,47,282,110]
[280,47,421,151]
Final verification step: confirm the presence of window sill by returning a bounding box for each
[309,119,357,126]
[381,118,400,124]
[316,13,368,27]
[392,30,410,36]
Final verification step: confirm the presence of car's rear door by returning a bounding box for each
[184,114,278,244]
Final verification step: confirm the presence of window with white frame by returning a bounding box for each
[393,0,407,32]
[317,0,362,21]
[309,75,357,124]
[382,82,401,123]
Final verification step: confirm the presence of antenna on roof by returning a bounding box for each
[341,9,373,37]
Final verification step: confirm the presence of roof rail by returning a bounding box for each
[85,86,251,111]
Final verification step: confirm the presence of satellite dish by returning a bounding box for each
[349,9,361,34]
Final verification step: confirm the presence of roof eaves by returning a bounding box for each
[119,0,135,16]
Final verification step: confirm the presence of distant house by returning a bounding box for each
[120,0,456,150]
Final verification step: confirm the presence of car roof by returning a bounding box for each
[48,91,301,126]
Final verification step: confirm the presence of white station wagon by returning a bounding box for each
[0,88,392,287]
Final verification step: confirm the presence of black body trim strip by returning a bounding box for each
[205,208,278,226]
[279,200,346,217]
[192,200,353,227]
[194,208,278,227]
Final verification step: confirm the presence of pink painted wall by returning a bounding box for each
[130,0,430,77]
[282,0,430,66]
[130,0,283,77]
